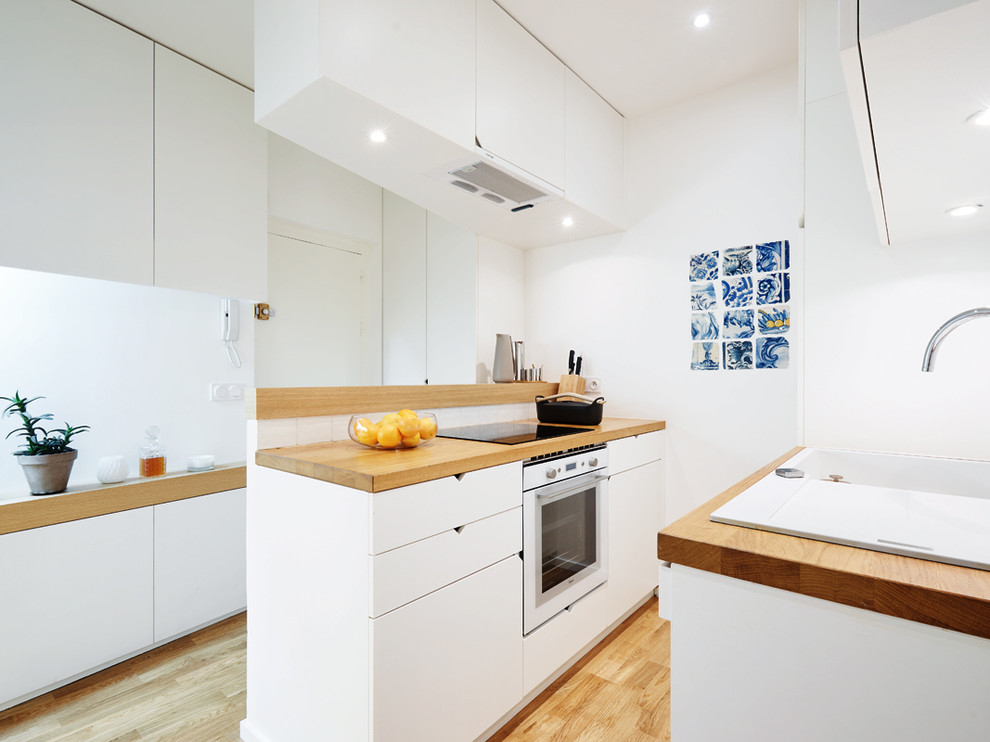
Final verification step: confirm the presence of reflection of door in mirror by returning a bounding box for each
[256,222,371,387]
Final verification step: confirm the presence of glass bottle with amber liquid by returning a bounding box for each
[139,425,166,477]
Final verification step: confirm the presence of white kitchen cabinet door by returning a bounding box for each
[154,46,267,299]
[313,0,476,150]
[607,459,664,626]
[382,192,428,385]
[153,489,246,643]
[372,556,522,742]
[0,0,154,284]
[476,0,565,189]
[564,69,624,227]
[0,509,154,708]
[426,212,477,384]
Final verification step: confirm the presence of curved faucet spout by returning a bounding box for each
[921,307,990,372]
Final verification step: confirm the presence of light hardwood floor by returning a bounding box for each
[0,600,670,742]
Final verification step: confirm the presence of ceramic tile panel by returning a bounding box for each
[690,282,718,311]
[689,251,719,282]
[256,418,297,449]
[756,240,790,272]
[688,237,793,371]
[722,246,753,276]
[691,342,720,370]
[756,337,790,369]
[723,341,754,370]
[332,414,355,442]
[435,406,462,431]
[723,309,755,339]
[758,306,790,335]
[691,312,719,340]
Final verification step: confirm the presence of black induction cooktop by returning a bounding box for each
[437,422,590,445]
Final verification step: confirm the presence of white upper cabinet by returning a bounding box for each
[476,0,565,190]
[0,0,154,284]
[564,70,624,228]
[154,47,267,299]
[839,0,990,245]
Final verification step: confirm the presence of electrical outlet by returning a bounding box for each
[586,377,602,393]
[210,383,245,402]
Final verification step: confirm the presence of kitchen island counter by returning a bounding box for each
[256,417,665,493]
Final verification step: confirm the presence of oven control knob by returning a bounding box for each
[589,457,599,467]
[546,468,558,480]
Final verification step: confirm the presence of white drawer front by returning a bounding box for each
[370,507,521,618]
[608,430,664,475]
[370,461,521,553]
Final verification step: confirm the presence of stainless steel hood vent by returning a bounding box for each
[429,148,563,211]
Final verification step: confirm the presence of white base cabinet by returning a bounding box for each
[0,490,247,711]
[0,509,154,707]
[154,489,247,643]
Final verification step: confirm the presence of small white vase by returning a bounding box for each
[96,455,129,484]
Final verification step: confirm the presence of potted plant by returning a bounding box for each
[1,392,89,495]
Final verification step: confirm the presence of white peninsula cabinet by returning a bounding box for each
[242,463,523,742]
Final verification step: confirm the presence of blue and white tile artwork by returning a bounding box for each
[756,273,786,305]
[756,337,790,369]
[721,276,753,308]
[723,309,755,338]
[691,342,720,370]
[758,305,790,335]
[723,341,754,370]
[722,246,753,276]
[756,240,790,272]
[690,312,719,340]
[690,282,718,311]
[689,251,719,282]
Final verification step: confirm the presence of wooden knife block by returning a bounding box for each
[557,374,586,402]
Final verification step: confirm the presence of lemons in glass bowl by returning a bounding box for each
[349,410,438,450]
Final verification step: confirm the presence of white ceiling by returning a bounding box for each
[77,0,798,118]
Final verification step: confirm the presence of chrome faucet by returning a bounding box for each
[921,307,990,371]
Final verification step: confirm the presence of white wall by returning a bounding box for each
[476,237,526,383]
[526,65,801,521]
[0,267,254,498]
[802,0,990,460]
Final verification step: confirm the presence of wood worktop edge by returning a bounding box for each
[256,419,665,493]
[658,447,990,640]
[0,465,247,536]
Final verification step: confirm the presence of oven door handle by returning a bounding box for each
[534,472,608,502]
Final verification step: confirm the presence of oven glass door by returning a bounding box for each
[524,470,608,634]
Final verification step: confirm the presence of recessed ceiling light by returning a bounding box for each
[946,204,982,217]
[562,216,575,227]
[369,129,388,143]
[967,109,990,127]
[693,11,712,28]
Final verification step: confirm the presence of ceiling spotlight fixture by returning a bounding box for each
[562,216,575,227]
[693,11,712,28]
[966,109,990,127]
[946,204,983,217]
[369,129,388,143]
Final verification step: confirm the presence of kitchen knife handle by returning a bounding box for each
[575,356,583,375]
[568,349,575,374]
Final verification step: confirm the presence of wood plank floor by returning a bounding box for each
[0,600,670,741]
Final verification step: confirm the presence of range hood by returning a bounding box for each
[429,148,564,211]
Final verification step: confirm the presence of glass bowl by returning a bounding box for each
[348,411,439,450]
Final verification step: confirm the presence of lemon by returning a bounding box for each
[380,412,402,427]
[397,408,418,419]
[398,415,421,437]
[401,433,422,448]
[377,423,401,448]
[419,417,438,440]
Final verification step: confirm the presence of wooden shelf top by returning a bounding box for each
[0,464,247,536]
[256,418,665,492]
[658,448,990,640]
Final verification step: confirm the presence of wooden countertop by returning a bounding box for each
[0,464,247,536]
[256,418,665,492]
[658,448,990,640]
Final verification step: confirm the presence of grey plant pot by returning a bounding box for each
[16,449,78,495]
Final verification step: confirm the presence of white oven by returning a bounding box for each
[522,444,608,635]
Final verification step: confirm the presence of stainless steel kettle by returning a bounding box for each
[493,334,516,383]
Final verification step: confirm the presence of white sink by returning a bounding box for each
[711,448,990,570]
